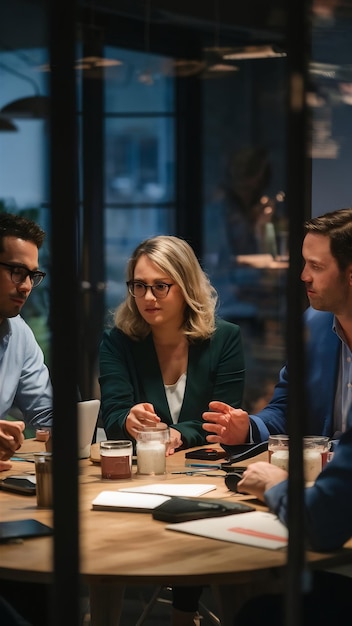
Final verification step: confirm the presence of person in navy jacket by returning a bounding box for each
[203,207,352,447]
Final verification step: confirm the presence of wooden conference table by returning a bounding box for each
[1,440,352,626]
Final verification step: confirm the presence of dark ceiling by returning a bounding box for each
[87,0,287,35]
[2,0,287,52]
[2,0,352,60]
[82,0,288,49]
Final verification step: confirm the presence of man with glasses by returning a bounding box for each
[0,211,52,470]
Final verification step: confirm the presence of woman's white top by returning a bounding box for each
[164,372,186,424]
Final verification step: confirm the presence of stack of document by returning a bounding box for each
[91,483,217,513]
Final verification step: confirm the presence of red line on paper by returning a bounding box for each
[229,527,287,543]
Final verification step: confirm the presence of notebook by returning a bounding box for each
[92,491,170,512]
[118,483,217,497]
[78,399,101,459]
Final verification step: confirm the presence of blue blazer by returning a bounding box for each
[250,308,340,441]
[99,318,245,448]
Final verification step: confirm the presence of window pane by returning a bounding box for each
[104,208,175,314]
[103,47,176,335]
[105,116,175,204]
[0,49,49,207]
[202,59,288,412]
[104,47,174,114]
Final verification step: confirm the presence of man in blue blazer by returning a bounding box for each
[203,207,352,445]
[204,207,352,626]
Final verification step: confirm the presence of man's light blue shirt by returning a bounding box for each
[0,315,53,428]
[333,316,352,433]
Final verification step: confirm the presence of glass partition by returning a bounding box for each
[202,56,288,410]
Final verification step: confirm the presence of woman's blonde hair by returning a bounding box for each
[115,235,218,341]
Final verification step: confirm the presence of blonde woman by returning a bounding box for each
[99,235,246,625]
[99,235,245,453]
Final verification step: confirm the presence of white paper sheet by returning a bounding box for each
[11,474,36,484]
[119,483,217,497]
[92,490,170,512]
[166,510,288,550]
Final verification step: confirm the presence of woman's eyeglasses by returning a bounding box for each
[127,280,174,299]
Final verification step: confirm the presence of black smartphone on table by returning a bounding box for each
[185,448,227,461]
[0,476,36,496]
[0,519,52,543]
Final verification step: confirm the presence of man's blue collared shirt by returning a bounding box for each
[0,315,53,428]
[332,316,352,433]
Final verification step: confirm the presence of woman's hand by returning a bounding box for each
[202,401,250,445]
[237,461,288,501]
[166,427,183,455]
[0,460,13,471]
[0,420,25,461]
[125,403,161,440]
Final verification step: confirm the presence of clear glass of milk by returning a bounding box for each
[268,434,330,482]
[136,424,170,475]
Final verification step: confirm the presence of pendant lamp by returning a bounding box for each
[0,61,49,119]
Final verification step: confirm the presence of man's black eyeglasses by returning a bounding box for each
[127,280,174,299]
[0,262,46,288]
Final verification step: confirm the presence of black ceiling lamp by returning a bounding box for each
[0,61,49,119]
[1,95,49,118]
[200,0,239,79]
[0,115,18,131]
